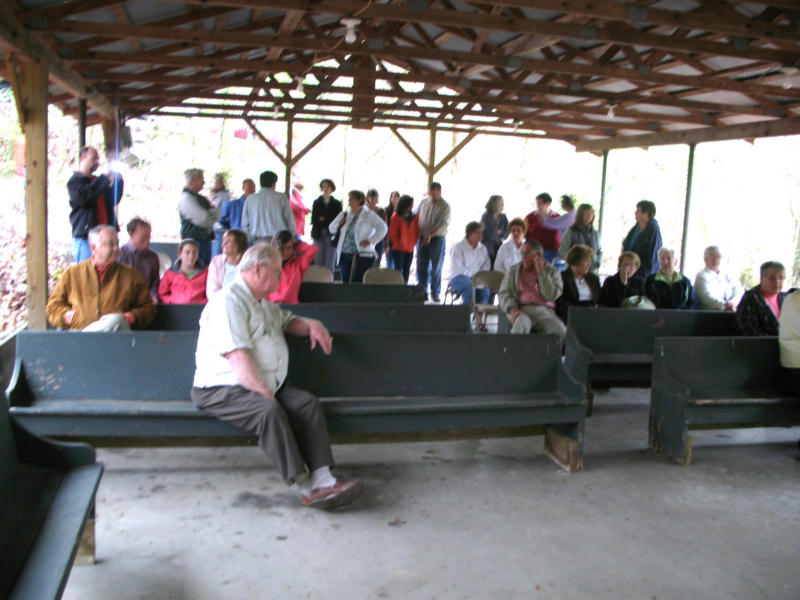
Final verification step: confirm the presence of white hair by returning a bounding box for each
[184,168,203,186]
[88,224,117,247]
[658,246,675,259]
[239,243,280,272]
[704,245,721,258]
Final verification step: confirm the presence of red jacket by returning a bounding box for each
[524,210,561,252]
[158,265,208,304]
[269,241,318,304]
[389,213,420,253]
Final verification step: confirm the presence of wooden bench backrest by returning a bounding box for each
[147,303,471,332]
[653,336,780,392]
[14,331,562,401]
[568,307,736,354]
[298,282,426,303]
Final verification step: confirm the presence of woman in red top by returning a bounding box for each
[158,239,208,304]
[389,194,420,284]
[524,192,562,264]
[268,230,319,304]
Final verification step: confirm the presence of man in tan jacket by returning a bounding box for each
[47,225,156,331]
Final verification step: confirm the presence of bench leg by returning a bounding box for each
[544,422,584,472]
[649,391,692,466]
[74,506,97,566]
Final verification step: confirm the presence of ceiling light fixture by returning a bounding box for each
[341,18,361,44]
[607,104,616,119]
[295,77,304,94]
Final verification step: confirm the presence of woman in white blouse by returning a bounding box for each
[329,190,388,283]
[494,217,527,274]
[449,221,491,305]
[694,245,741,311]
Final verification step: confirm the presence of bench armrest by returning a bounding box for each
[11,418,97,468]
[6,358,34,408]
[557,361,587,404]
[563,327,592,385]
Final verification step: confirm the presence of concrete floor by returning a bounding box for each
[63,388,800,600]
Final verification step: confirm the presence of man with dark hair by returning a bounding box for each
[119,217,161,302]
[417,181,451,302]
[67,146,120,262]
[241,170,295,242]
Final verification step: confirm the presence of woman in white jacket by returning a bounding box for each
[329,190,388,283]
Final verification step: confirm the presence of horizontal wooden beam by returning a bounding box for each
[84,64,787,118]
[69,42,800,102]
[573,117,800,152]
[144,0,800,63]
[0,4,114,118]
[139,109,562,140]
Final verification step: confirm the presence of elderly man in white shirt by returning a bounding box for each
[694,245,741,311]
[449,221,491,308]
[494,217,527,274]
[191,243,363,510]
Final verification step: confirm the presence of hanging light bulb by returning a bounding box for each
[607,104,616,119]
[295,77,304,94]
[272,104,280,119]
[341,18,361,44]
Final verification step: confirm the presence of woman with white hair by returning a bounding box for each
[645,247,695,309]
[694,245,741,311]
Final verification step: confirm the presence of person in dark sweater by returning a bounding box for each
[600,251,643,307]
[556,244,601,323]
[645,247,695,309]
[736,261,791,336]
[310,178,342,273]
[621,200,662,285]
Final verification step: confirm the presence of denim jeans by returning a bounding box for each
[449,275,491,305]
[391,250,413,283]
[416,235,445,297]
[71,237,91,262]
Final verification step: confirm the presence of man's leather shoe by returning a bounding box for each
[431,295,441,303]
[301,479,364,510]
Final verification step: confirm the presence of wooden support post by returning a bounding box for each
[78,99,87,150]
[18,60,49,330]
[597,149,609,241]
[679,143,696,275]
[284,119,293,195]
[427,126,436,188]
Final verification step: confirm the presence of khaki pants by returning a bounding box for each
[191,384,334,484]
[510,304,566,343]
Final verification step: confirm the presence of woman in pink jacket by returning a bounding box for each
[158,239,209,304]
[268,230,319,304]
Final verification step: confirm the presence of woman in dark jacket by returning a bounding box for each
[645,247,696,309]
[480,194,509,268]
[310,178,342,273]
[621,200,662,285]
[558,203,601,272]
[600,251,644,307]
[556,244,601,323]
[736,260,790,336]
